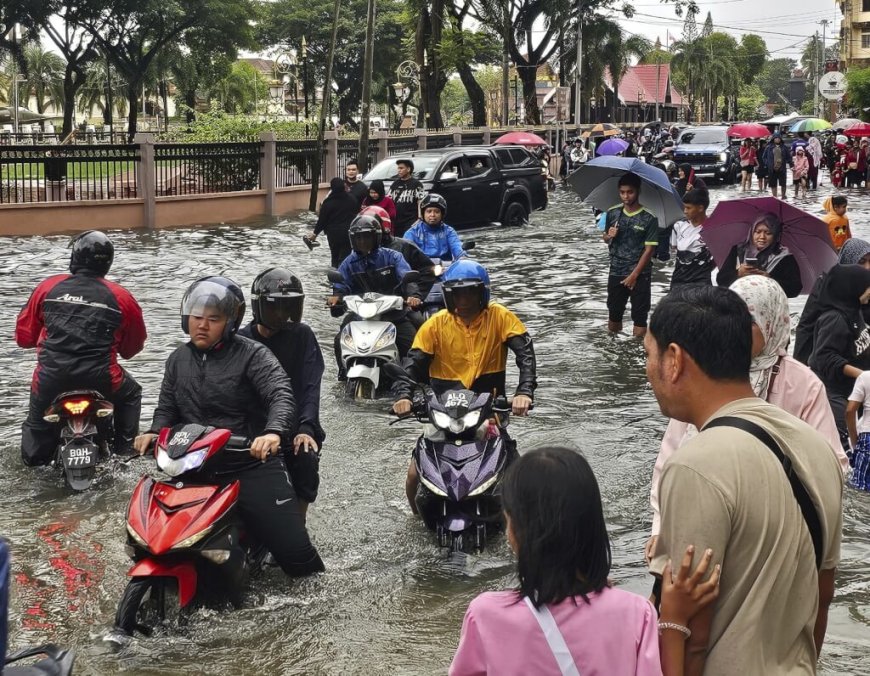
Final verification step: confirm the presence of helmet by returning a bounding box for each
[181,276,246,342]
[359,205,392,235]
[251,267,304,329]
[69,230,114,276]
[442,259,491,314]
[348,214,382,255]
[664,139,674,148]
[421,193,447,219]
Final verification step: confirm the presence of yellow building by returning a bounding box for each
[840,0,870,69]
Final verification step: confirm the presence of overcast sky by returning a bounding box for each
[616,0,841,64]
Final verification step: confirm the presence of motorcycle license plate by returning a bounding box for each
[61,444,96,469]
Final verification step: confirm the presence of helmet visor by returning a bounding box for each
[350,230,379,254]
[182,280,240,320]
[258,294,304,328]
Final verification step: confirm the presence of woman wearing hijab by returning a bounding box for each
[674,163,707,197]
[646,275,848,560]
[309,177,360,267]
[807,135,823,190]
[716,212,802,298]
[795,238,870,365]
[362,179,397,223]
[809,264,870,448]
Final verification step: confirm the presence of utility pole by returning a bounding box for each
[358,0,376,172]
[813,31,820,118]
[11,24,19,135]
[502,6,510,126]
[574,3,584,127]
[820,18,829,120]
[654,37,661,122]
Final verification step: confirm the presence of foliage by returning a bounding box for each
[21,43,65,114]
[846,68,870,116]
[212,62,271,115]
[77,59,127,121]
[754,58,795,104]
[736,82,765,120]
[701,11,713,38]
[440,78,471,125]
[638,49,672,65]
[161,103,311,142]
[736,34,767,85]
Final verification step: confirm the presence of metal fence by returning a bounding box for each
[276,140,326,188]
[0,144,139,204]
[387,135,420,156]
[426,133,455,149]
[336,138,378,175]
[154,142,261,195]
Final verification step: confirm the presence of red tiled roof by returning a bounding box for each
[604,64,684,106]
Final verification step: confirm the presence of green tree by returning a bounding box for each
[21,42,64,116]
[639,48,673,65]
[754,58,795,104]
[736,34,767,85]
[213,61,270,115]
[441,77,470,124]
[77,59,127,124]
[736,82,765,120]
[846,67,870,117]
[701,11,713,38]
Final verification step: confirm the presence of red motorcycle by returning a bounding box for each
[113,424,267,637]
[42,390,114,490]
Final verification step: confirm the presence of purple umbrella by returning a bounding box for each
[702,197,838,295]
[596,138,629,156]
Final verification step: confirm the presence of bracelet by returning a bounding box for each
[658,622,691,639]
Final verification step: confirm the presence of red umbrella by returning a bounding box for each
[844,122,870,137]
[727,123,770,139]
[494,131,548,146]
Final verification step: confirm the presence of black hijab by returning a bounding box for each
[675,163,695,196]
[368,179,386,202]
[816,264,870,325]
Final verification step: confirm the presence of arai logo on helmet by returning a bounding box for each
[170,431,192,446]
[446,392,469,408]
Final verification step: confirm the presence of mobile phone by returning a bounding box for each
[745,256,758,266]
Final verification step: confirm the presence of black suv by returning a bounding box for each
[364,145,548,228]
[674,126,738,184]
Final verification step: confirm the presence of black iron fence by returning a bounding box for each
[387,135,419,156]
[0,144,139,204]
[336,138,378,175]
[276,140,326,188]
[426,133,455,149]
[154,142,261,196]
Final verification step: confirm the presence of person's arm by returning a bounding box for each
[446,227,466,259]
[810,313,852,382]
[115,288,147,359]
[846,399,861,450]
[815,568,836,655]
[332,259,353,297]
[14,276,62,348]
[403,222,422,246]
[625,245,655,287]
[769,255,803,298]
[394,253,420,299]
[296,329,326,446]
[798,373,852,471]
[448,603,487,676]
[392,348,434,404]
[715,246,740,288]
[313,199,332,236]
[247,346,297,440]
[506,333,537,399]
[150,353,182,433]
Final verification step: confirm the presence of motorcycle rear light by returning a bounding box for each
[43,414,60,423]
[201,549,231,564]
[63,400,90,415]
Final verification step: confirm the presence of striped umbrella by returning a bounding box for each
[581,123,622,139]
[845,122,870,137]
[833,118,862,131]
[789,118,832,133]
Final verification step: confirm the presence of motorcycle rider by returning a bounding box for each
[132,276,324,577]
[403,194,466,261]
[391,260,537,513]
[15,231,146,465]
[238,268,324,521]
[329,215,422,379]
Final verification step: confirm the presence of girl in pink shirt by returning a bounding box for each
[451,447,719,676]
[792,147,809,198]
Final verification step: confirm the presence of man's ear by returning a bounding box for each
[666,342,686,384]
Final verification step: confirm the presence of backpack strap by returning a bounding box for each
[523,597,581,676]
[703,416,823,569]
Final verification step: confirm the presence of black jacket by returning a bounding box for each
[238,322,325,446]
[384,235,437,299]
[716,245,802,298]
[809,311,870,397]
[796,273,870,364]
[149,336,296,442]
[314,191,360,236]
[345,179,368,206]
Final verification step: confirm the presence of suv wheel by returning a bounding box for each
[502,201,528,227]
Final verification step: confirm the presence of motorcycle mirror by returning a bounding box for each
[326,270,344,284]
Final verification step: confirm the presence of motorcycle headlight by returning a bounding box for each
[126,523,147,548]
[373,325,397,351]
[357,302,380,319]
[172,525,214,550]
[462,410,481,430]
[342,330,355,349]
[156,448,208,477]
[420,474,448,497]
[719,151,728,162]
[430,410,452,430]
[468,473,500,497]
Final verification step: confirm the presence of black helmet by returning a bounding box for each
[181,276,246,342]
[251,267,304,329]
[421,193,447,219]
[69,230,114,276]
[348,214,382,255]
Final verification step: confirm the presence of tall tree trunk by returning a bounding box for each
[184,90,196,124]
[126,82,139,142]
[457,62,486,126]
[518,63,540,124]
[310,0,342,210]
[62,69,76,138]
[358,0,376,172]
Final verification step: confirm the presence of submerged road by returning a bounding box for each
[0,182,868,674]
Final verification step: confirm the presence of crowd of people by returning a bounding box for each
[11,147,869,674]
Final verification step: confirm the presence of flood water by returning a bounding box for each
[1,182,868,675]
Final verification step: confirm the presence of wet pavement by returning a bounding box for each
[0,180,868,674]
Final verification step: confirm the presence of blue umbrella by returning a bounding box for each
[566,156,685,227]
[596,138,629,156]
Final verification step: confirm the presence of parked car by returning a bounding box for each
[363,146,548,228]
[674,125,738,184]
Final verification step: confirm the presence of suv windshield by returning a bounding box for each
[365,156,442,181]
[677,129,727,145]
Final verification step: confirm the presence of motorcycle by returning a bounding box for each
[385,363,517,554]
[327,270,419,400]
[41,390,114,491]
[113,424,267,637]
[422,242,475,320]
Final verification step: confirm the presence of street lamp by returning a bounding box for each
[395,60,422,129]
[301,36,309,121]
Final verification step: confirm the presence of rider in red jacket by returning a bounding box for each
[15,231,146,464]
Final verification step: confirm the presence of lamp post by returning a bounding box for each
[274,50,297,117]
[395,60,422,129]
[513,72,519,124]
[301,36,309,121]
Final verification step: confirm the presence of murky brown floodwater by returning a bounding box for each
[0,182,868,675]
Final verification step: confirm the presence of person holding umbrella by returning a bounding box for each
[602,172,659,336]
[715,213,802,298]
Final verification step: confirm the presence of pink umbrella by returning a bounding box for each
[494,131,548,146]
[702,197,838,295]
[727,123,770,139]
[844,122,870,137]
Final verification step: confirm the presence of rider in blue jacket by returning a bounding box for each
[403,194,467,261]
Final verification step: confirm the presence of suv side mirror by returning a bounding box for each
[439,171,459,183]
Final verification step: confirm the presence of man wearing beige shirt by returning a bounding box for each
[644,285,843,675]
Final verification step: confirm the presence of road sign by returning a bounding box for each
[819,71,847,101]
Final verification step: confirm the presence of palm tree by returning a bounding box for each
[671,37,707,122]
[78,60,127,126]
[22,43,65,115]
[213,62,270,115]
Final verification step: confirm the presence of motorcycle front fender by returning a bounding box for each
[127,558,198,608]
[347,363,380,388]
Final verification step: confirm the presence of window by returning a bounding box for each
[864,0,870,12]
[463,155,493,177]
[863,32,870,49]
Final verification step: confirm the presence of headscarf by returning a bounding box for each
[837,237,870,265]
[807,136,823,166]
[740,212,788,271]
[327,177,345,194]
[815,264,870,325]
[675,163,695,196]
[730,276,791,398]
[368,179,386,202]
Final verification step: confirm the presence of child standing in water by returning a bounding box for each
[846,373,870,490]
[669,189,714,289]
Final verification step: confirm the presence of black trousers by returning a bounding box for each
[333,313,417,374]
[325,229,351,268]
[235,456,324,577]
[21,370,142,466]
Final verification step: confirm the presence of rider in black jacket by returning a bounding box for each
[134,276,323,577]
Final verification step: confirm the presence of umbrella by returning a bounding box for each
[581,123,622,139]
[567,156,685,227]
[701,197,838,295]
[727,123,770,139]
[789,118,832,133]
[596,138,629,156]
[833,118,862,131]
[494,131,548,146]
[845,122,870,137]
